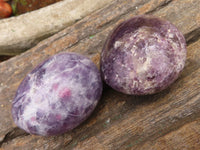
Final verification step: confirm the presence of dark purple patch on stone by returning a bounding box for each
[36,110,46,122]
[16,76,30,96]
[35,68,46,86]
[27,122,38,134]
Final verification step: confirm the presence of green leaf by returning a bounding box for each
[11,1,18,16]
[20,0,27,6]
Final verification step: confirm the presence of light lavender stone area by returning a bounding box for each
[101,15,187,95]
[12,53,102,136]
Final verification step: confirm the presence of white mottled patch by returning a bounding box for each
[130,45,137,55]
[114,41,123,49]
[125,42,130,48]
[136,57,151,74]
[168,33,174,38]
[130,36,134,41]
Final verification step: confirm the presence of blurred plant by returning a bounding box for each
[11,0,27,15]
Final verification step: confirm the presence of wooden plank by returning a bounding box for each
[0,0,200,149]
[139,119,200,149]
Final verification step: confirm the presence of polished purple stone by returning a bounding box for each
[12,52,102,136]
[101,15,187,95]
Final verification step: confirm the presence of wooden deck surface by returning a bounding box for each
[0,0,200,149]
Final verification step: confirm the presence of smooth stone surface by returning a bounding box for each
[12,52,102,136]
[101,15,187,95]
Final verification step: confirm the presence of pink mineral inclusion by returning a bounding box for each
[59,88,71,98]
[31,117,36,122]
[52,83,59,91]
[55,114,62,121]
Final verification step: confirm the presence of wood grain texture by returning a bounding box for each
[0,0,200,149]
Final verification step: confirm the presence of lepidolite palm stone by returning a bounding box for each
[101,15,187,95]
[12,52,102,136]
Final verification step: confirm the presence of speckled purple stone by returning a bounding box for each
[101,15,187,95]
[12,52,102,136]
